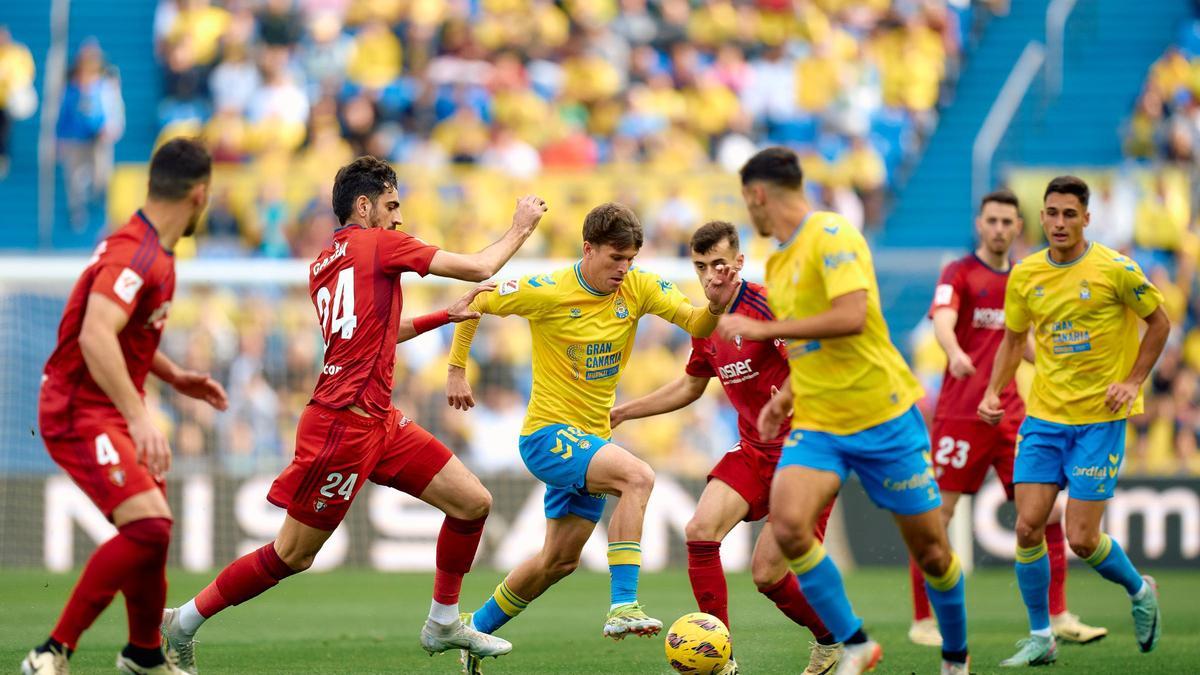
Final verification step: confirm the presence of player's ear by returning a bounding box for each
[735,252,745,271]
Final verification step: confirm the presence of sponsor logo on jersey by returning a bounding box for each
[578,342,622,380]
[499,279,520,296]
[569,307,582,318]
[113,268,144,304]
[1073,465,1110,478]
[322,364,342,375]
[934,283,954,306]
[1033,285,1045,298]
[717,358,758,384]
[822,250,857,270]
[312,240,348,276]
[972,307,1005,330]
[146,301,171,330]
[1051,319,1091,354]
[1132,283,1149,302]
[657,279,673,294]
[614,297,629,319]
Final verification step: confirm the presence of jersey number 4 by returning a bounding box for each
[316,268,358,347]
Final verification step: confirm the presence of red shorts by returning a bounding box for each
[268,404,452,530]
[709,441,779,522]
[930,416,1018,499]
[42,419,164,520]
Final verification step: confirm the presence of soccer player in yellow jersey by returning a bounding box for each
[980,176,1168,666]
[718,147,970,675]
[446,203,738,666]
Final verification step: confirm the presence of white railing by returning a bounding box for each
[37,0,71,248]
[972,41,1046,209]
[1045,0,1080,98]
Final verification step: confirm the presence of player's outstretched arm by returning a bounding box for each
[427,196,547,281]
[396,282,496,344]
[717,290,867,342]
[978,327,1026,425]
[80,293,172,475]
[152,350,229,411]
[446,307,486,410]
[931,307,975,378]
[611,374,709,428]
[1106,306,1170,414]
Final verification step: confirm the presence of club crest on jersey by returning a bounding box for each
[734,334,743,350]
[1079,280,1091,300]
[314,498,327,512]
[614,297,629,319]
[108,467,125,487]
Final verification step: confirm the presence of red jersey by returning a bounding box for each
[685,281,791,451]
[929,253,1023,421]
[40,211,177,438]
[308,225,439,418]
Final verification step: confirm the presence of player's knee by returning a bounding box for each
[459,486,493,521]
[622,459,655,497]
[684,515,719,543]
[1066,528,1100,559]
[119,517,172,551]
[750,555,784,589]
[1014,517,1046,548]
[279,550,317,572]
[772,521,815,560]
[543,553,580,581]
[913,541,953,577]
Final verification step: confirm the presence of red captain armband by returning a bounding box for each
[412,310,451,335]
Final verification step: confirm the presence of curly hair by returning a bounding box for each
[331,156,398,225]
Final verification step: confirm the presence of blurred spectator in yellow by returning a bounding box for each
[0,25,36,178]
[166,0,231,67]
[345,18,402,91]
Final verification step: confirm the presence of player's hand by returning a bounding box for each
[1105,380,1139,415]
[511,195,548,235]
[129,412,172,477]
[447,365,475,410]
[716,314,766,342]
[173,370,229,411]
[977,391,1004,426]
[757,385,791,440]
[947,350,976,379]
[448,282,496,322]
[703,263,739,311]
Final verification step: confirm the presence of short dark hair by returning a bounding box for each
[691,220,739,254]
[332,156,398,225]
[582,202,644,250]
[147,138,211,200]
[739,146,803,190]
[1044,175,1089,207]
[980,188,1020,213]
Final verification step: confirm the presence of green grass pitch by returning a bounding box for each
[2,568,1196,673]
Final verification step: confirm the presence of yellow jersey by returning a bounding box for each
[765,211,923,434]
[449,262,720,437]
[1004,241,1164,424]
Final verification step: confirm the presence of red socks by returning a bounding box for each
[686,541,729,627]
[433,515,487,605]
[51,517,172,650]
[1046,522,1068,616]
[758,574,832,641]
[194,542,297,618]
[909,555,932,621]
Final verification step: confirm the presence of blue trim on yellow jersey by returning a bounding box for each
[1045,241,1094,268]
[573,261,609,296]
[778,213,813,249]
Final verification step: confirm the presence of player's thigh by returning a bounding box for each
[938,490,962,526]
[274,514,336,571]
[371,415,453,495]
[268,404,383,531]
[846,406,942,516]
[111,488,172,526]
[687,477,751,542]
[768,466,841,550]
[1063,419,1127,501]
[412,454,490,521]
[584,442,653,497]
[519,424,609,495]
[931,418,993,498]
[45,424,166,521]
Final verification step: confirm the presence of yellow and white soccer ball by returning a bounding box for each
[664,612,731,674]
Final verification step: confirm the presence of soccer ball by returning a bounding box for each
[664,612,731,674]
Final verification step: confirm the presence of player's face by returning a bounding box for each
[1041,192,1089,255]
[367,185,402,230]
[691,238,743,289]
[183,180,211,238]
[583,241,639,292]
[975,201,1021,257]
[741,183,771,237]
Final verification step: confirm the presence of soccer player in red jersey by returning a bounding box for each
[611,222,840,675]
[907,189,1106,647]
[160,157,547,672]
[21,138,224,675]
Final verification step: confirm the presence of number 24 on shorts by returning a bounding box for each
[320,472,358,501]
[935,436,970,469]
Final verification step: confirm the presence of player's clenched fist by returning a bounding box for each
[512,195,548,233]
[976,390,1004,426]
[446,365,476,410]
[1104,380,1139,414]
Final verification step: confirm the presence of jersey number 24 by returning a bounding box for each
[316,268,358,348]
